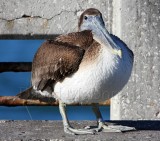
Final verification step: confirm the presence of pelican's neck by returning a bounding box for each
[92,29,122,57]
[93,29,111,47]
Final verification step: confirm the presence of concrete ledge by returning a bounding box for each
[0,120,160,140]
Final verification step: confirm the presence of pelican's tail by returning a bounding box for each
[17,87,56,103]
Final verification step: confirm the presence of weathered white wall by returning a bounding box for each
[0,0,113,36]
[0,0,160,120]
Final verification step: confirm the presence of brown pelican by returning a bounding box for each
[18,8,134,135]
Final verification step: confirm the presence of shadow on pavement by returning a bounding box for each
[105,120,160,130]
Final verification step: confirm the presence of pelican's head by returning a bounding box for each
[78,8,122,57]
[78,8,105,32]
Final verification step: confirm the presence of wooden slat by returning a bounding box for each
[0,62,32,72]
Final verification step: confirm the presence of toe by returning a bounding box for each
[102,125,136,132]
[64,127,76,135]
[64,126,96,135]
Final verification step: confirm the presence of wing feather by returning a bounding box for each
[32,31,93,91]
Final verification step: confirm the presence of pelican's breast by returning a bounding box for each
[54,44,133,104]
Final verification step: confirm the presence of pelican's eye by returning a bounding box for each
[84,16,88,20]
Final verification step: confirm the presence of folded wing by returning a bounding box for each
[32,30,93,93]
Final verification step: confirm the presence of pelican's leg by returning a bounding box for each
[59,101,96,135]
[86,103,136,132]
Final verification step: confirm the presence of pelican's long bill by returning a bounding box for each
[92,16,122,58]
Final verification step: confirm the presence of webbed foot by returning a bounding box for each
[85,122,136,132]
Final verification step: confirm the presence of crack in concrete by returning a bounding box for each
[0,10,76,22]
[49,10,75,20]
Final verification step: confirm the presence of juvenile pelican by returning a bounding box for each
[19,8,134,135]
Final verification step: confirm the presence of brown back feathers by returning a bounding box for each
[32,30,93,91]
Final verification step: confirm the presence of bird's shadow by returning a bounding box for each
[104,120,160,130]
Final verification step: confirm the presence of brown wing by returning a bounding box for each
[32,31,93,92]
